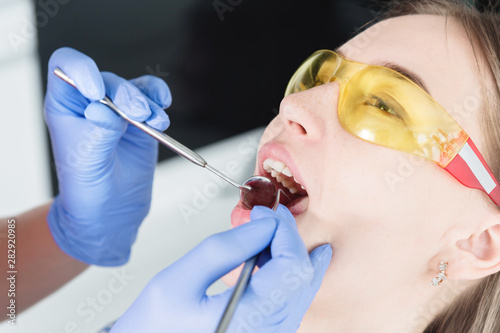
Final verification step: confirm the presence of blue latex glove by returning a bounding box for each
[45,47,172,266]
[110,205,333,332]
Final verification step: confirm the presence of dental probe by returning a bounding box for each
[53,67,251,192]
[215,188,284,333]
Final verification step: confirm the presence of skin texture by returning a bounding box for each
[227,15,500,332]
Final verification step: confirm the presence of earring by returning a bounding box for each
[431,261,448,286]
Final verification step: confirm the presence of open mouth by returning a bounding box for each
[231,151,310,228]
[261,158,309,214]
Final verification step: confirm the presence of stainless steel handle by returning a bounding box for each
[53,67,250,190]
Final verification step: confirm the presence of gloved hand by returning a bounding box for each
[45,47,172,266]
[110,205,333,333]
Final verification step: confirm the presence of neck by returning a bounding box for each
[296,263,470,332]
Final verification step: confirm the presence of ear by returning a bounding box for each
[452,210,500,280]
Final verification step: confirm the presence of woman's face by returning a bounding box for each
[228,14,490,326]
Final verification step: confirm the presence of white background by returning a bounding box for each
[0,0,51,218]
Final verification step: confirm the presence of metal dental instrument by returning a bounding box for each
[54,67,282,333]
[53,67,251,192]
[215,184,285,333]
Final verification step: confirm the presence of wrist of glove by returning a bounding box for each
[48,195,140,265]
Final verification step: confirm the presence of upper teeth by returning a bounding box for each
[263,158,305,193]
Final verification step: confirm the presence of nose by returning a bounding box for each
[279,81,340,141]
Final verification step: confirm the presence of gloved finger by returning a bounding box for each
[48,47,105,101]
[256,246,271,268]
[306,244,332,296]
[160,218,277,299]
[251,205,294,268]
[244,205,312,297]
[283,243,332,329]
[129,75,171,131]
[251,204,296,229]
[84,101,128,132]
[130,75,172,109]
[90,92,169,133]
[142,94,170,131]
[101,71,152,123]
[209,244,332,333]
[251,205,306,261]
[251,204,301,268]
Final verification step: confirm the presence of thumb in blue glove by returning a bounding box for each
[45,47,172,266]
[229,205,332,332]
[110,204,332,333]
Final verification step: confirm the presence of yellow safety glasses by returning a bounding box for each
[285,49,500,206]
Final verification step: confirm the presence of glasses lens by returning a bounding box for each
[285,51,468,167]
[340,66,467,166]
[285,51,339,97]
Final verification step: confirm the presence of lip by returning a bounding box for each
[257,142,307,190]
[231,141,309,228]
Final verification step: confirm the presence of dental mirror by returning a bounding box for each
[217,179,284,333]
[239,175,277,209]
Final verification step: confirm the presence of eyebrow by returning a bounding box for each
[335,49,430,94]
[380,62,430,94]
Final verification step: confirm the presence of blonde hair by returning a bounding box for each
[380,1,500,332]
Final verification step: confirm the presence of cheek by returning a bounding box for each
[311,140,397,214]
[310,138,444,235]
